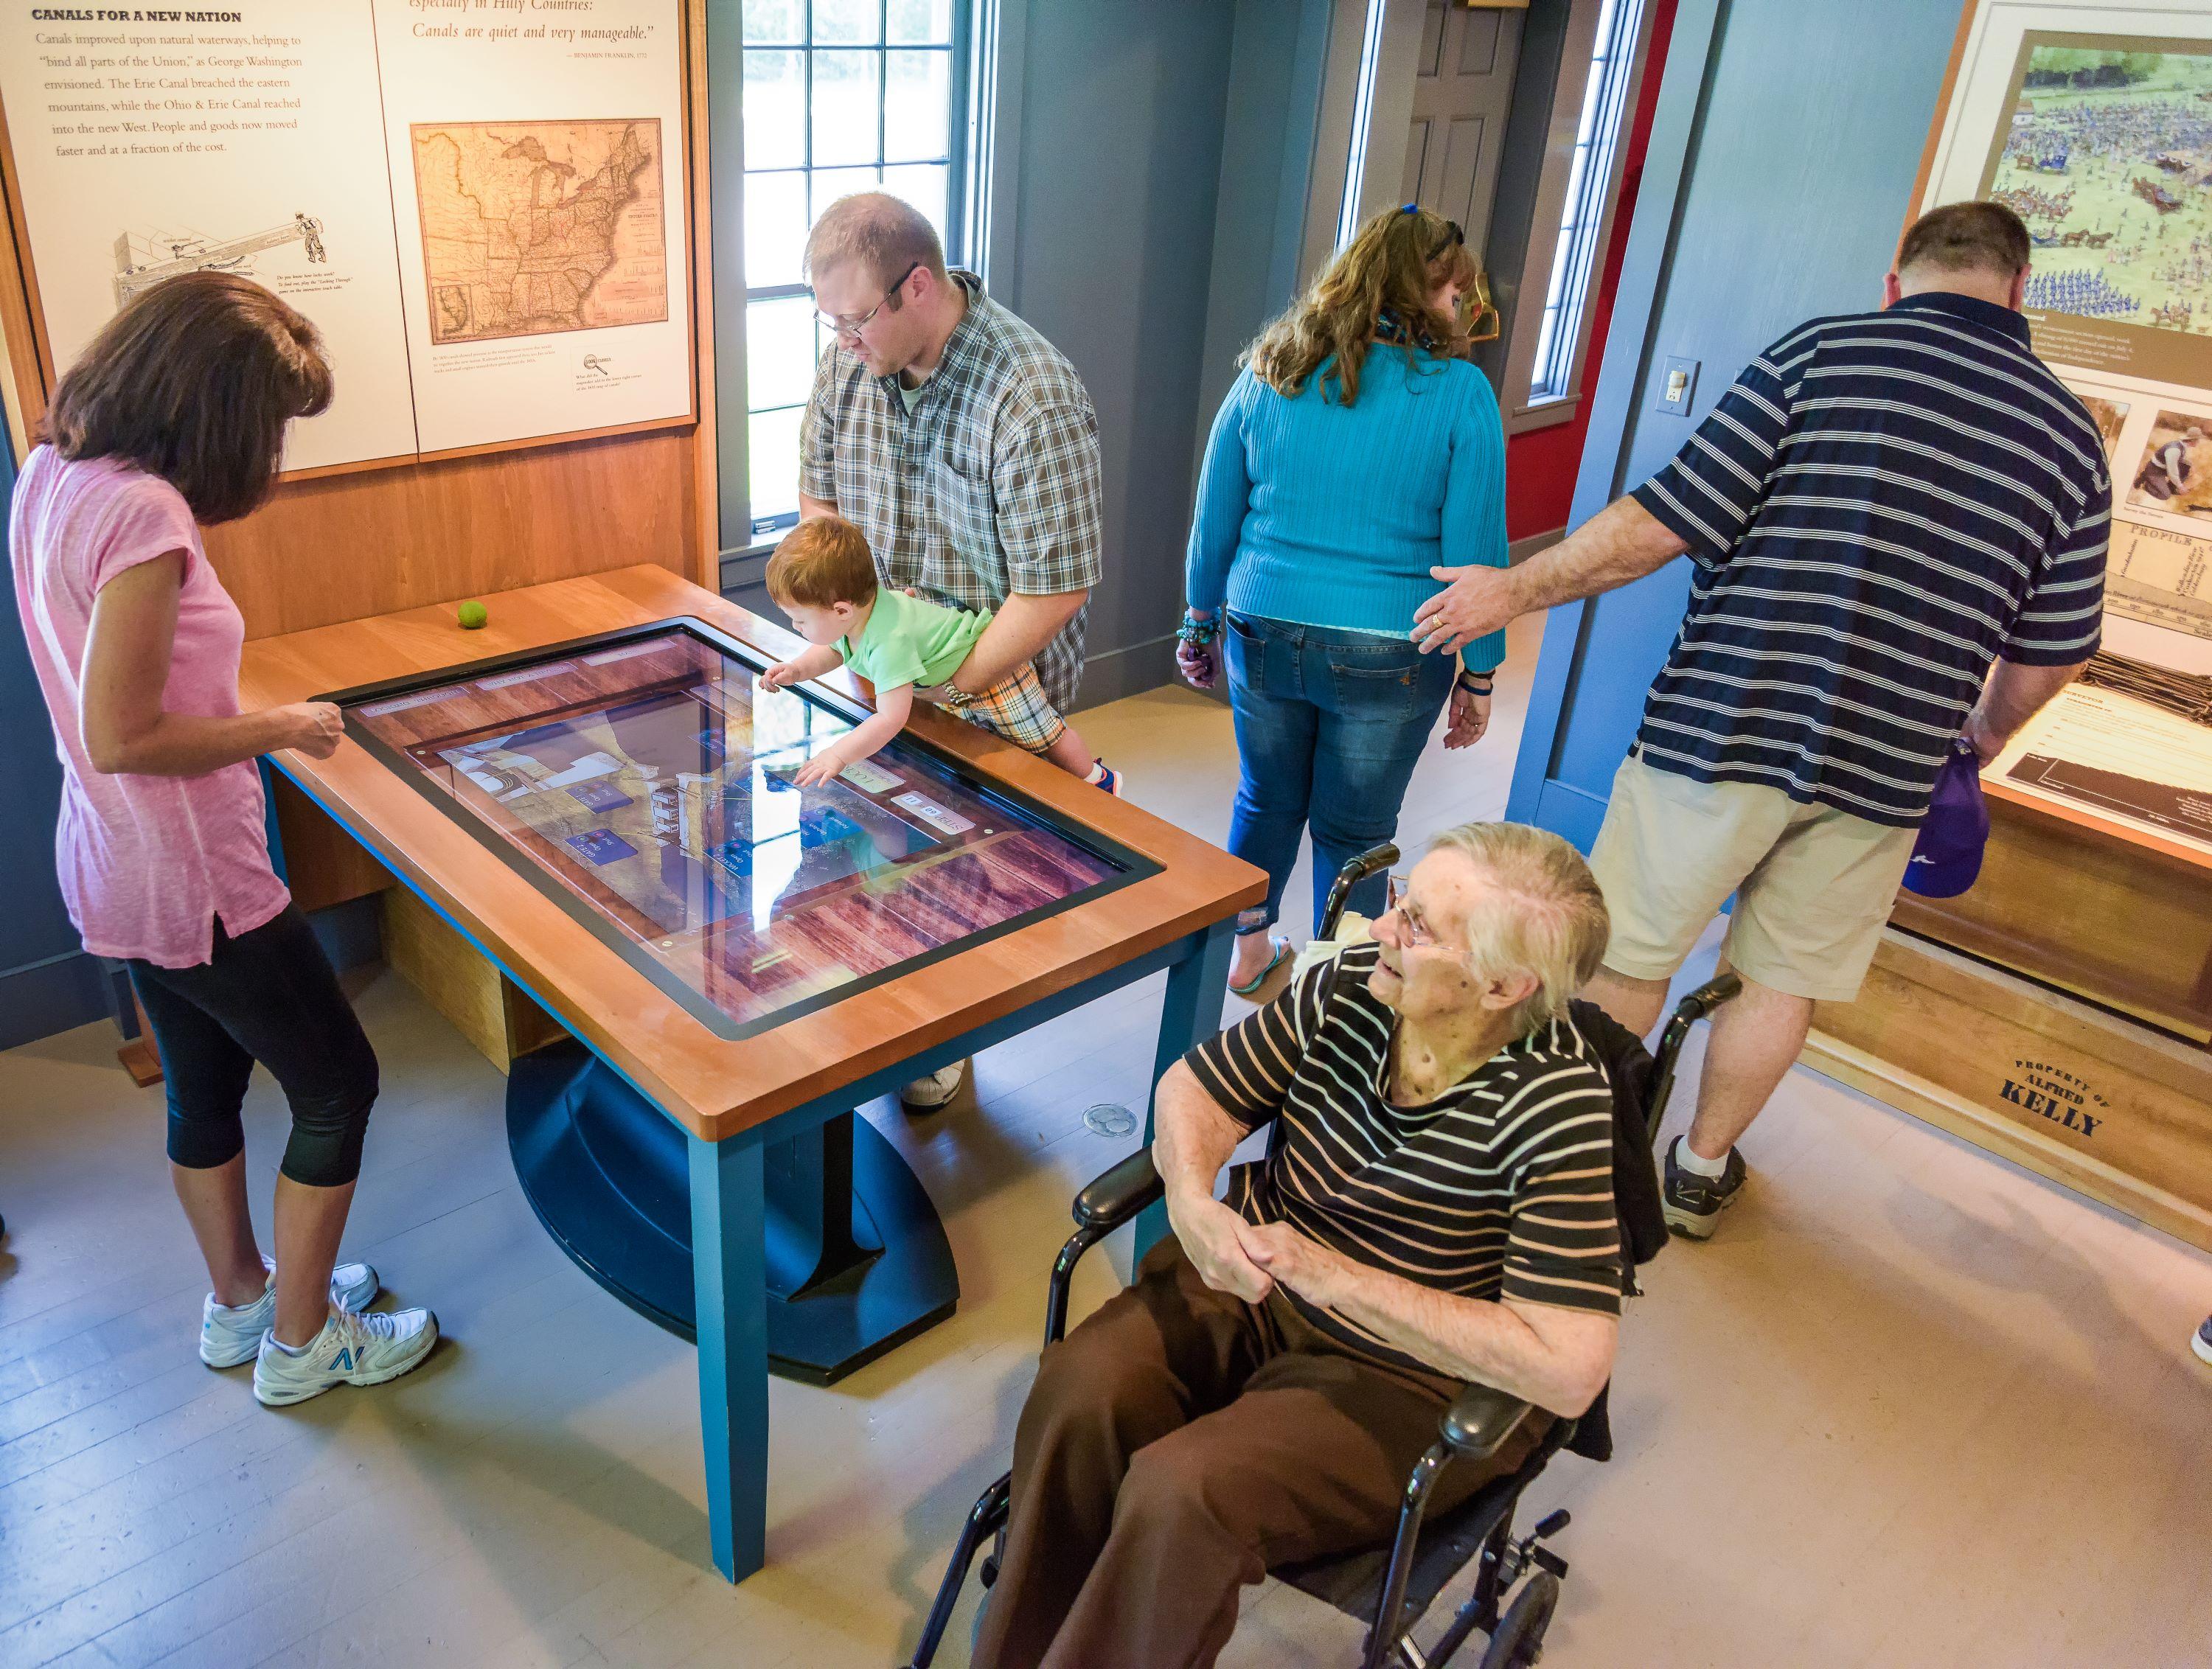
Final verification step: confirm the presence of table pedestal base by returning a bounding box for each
[507,1039,959,1384]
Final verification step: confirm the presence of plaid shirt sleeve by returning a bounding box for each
[799,346,844,505]
[991,382,1105,596]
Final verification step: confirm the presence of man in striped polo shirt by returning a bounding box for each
[1412,201,2109,1239]
[973,824,1622,1669]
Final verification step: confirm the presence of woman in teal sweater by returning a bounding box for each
[1182,203,1509,995]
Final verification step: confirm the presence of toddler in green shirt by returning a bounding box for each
[760,516,1120,794]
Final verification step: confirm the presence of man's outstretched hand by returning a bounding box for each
[1413,564,1519,658]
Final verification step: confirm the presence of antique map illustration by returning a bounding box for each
[409,119,667,345]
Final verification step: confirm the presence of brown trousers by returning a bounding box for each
[970,1236,1548,1669]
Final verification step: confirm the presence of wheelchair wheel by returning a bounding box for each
[1475,1569,1559,1669]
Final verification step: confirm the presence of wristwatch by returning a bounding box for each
[940,684,979,712]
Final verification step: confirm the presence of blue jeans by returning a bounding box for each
[1222,612,1457,937]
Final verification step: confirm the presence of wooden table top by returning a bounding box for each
[239,565,1265,1141]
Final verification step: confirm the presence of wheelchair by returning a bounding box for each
[907,844,1739,1669]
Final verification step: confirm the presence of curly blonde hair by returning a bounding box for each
[1243,203,1491,408]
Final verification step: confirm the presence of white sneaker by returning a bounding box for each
[253,1304,439,1406]
[900,1058,969,1112]
[201,1260,381,1368]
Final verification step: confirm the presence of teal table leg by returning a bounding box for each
[689,1133,770,1582]
[1135,920,1235,1256]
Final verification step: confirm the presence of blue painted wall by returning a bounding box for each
[1508,0,1964,847]
[0,426,109,1048]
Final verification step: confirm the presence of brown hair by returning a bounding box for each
[804,190,949,293]
[36,271,332,524]
[1898,201,2031,282]
[766,516,879,608]
[1243,202,1487,408]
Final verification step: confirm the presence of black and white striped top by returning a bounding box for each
[1184,944,1621,1371]
[1630,292,2110,827]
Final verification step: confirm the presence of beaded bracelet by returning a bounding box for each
[1178,613,1220,647]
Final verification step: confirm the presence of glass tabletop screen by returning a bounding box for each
[339,624,1146,1038]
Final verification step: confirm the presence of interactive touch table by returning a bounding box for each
[237,566,1263,1582]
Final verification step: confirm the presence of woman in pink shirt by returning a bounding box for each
[12,273,437,1404]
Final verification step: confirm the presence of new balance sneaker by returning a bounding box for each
[201,1260,382,1368]
[253,1304,439,1406]
[2194,1315,2212,1367]
[1663,1137,1747,1240]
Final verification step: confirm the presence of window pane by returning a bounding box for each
[884,50,952,162]
[882,163,948,249]
[812,164,884,227]
[812,50,883,167]
[743,50,806,171]
[888,0,954,44]
[748,296,819,413]
[749,405,804,526]
[744,169,810,289]
[813,0,880,45]
[742,0,804,45]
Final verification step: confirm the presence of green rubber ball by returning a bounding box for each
[457,600,489,630]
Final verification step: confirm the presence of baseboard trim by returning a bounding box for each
[0,950,108,1052]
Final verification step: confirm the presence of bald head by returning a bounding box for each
[804,191,947,293]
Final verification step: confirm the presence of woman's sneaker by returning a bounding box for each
[253,1304,439,1405]
[201,1261,381,1367]
[1663,1137,1746,1240]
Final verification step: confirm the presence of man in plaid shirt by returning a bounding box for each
[799,192,1104,718]
[799,192,1110,1109]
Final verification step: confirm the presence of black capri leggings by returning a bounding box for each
[127,905,380,1188]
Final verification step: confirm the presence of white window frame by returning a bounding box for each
[1497,0,1656,434]
[712,0,987,574]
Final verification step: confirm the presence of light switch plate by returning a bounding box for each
[1655,355,1700,415]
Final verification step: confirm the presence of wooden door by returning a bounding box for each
[1402,1,1525,254]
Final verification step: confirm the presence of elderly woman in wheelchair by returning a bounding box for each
[965,823,1632,1668]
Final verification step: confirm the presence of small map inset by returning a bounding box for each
[410,119,667,345]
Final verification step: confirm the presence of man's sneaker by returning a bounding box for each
[2194,1315,2212,1367]
[900,1058,970,1113]
[253,1305,439,1406]
[1091,762,1125,797]
[1663,1137,1746,1240]
[201,1261,381,1368]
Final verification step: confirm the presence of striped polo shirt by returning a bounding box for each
[1184,943,1621,1373]
[1630,291,2110,826]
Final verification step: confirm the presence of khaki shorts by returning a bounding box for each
[1585,753,1917,1003]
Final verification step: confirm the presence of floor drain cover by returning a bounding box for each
[1082,1103,1137,1137]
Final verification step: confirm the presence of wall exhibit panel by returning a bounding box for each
[0,4,419,468]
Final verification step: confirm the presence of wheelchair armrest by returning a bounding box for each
[1073,1149,1165,1231]
[1440,1383,1538,1461]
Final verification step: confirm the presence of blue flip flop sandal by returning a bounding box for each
[1229,935,1293,998]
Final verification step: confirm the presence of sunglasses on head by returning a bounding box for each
[1401,202,1465,262]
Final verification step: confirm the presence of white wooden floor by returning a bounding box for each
[4,613,2209,1668]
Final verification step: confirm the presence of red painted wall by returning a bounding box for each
[1503,0,1679,543]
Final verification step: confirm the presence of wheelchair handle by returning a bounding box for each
[1318,843,1399,943]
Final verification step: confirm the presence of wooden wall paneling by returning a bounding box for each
[685,0,721,587]
[207,428,700,640]
[0,89,51,457]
